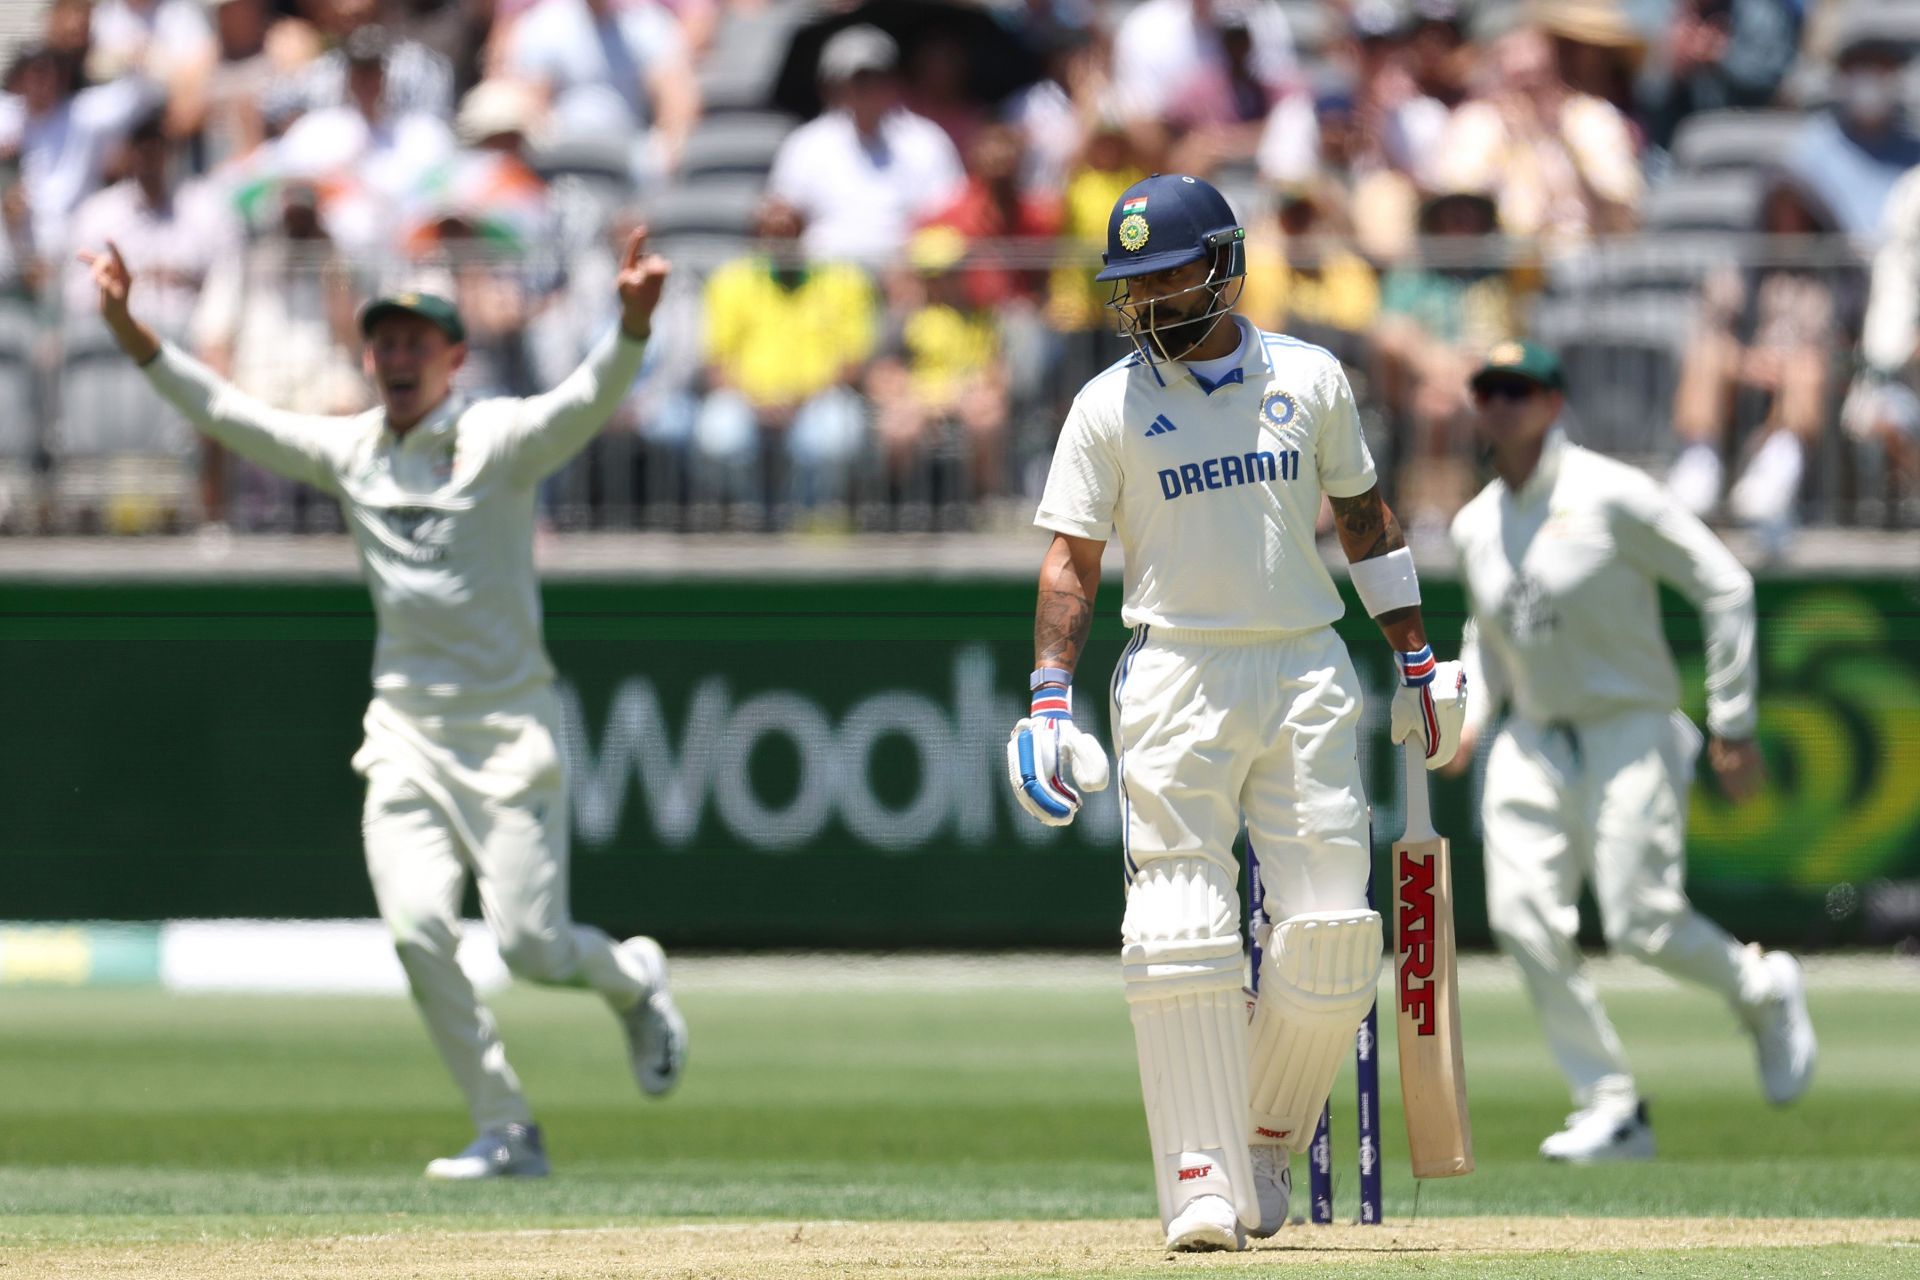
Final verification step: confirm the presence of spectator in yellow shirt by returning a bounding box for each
[1239,186,1380,364]
[698,197,876,519]
[1046,113,1147,335]
[868,226,1009,518]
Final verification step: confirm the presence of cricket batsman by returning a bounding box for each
[1005,174,1468,1251]
[1446,341,1817,1162]
[81,230,687,1180]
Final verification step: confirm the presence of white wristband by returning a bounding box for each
[1349,546,1420,617]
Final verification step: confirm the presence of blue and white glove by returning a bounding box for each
[1388,644,1468,771]
[1007,668,1111,827]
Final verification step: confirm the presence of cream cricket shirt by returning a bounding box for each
[142,330,647,709]
[1035,318,1378,634]
[1450,429,1758,738]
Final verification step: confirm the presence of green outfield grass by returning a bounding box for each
[0,958,1916,1277]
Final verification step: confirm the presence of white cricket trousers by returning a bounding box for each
[353,685,650,1133]
[1481,708,1774,1108]
[1110,624,1372,920]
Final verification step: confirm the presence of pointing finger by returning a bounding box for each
[621,225,649,270]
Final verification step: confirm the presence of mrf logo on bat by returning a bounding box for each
[1398,851,1437,1036]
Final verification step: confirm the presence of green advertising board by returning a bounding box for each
[2,574,1916,948]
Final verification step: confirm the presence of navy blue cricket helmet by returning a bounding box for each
[1098,174,1247,363]
[1096,173,1246,282]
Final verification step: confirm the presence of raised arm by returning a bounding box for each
[494,227,668,484]
[81,240,349,491]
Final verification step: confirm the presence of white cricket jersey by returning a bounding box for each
[1450,429,1758,738]
[1035,318,1377,634]
[142,330,647,710]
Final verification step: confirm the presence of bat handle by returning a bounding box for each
[1402,738,1438,843]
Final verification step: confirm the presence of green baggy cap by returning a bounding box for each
[1470,339,1564,392]
[358,291,467,344]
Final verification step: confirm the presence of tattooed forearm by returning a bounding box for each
[1036,589,1095,670]
[1329,487,1406,562]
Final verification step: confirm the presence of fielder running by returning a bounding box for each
[1445,341,1817,1162]
[82,232,688,1180]
[1006,174,1468,1251]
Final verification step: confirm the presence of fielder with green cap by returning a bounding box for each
[78,231,688,1180]
[1446,338,1816,1162]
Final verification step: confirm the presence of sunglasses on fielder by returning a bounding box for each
[1472,378,1541,404]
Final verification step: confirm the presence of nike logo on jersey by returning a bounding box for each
[1158,450,1299,500]
[1144,414,1179,437]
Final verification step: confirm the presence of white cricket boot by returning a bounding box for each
[424,1122,550,1180]
[617,936,688,1096]
[1750,950,1817,1105]
[1248,1144,1291,1238]
[1166,1193,1244,1252]
[1539,1100,1655,1163]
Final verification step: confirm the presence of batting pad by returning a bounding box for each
[1247,909,1383,1153]
[1122,858,1258,1232]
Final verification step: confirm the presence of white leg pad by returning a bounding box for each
[1247,909,1383,1153]
[1122,858,1259,1233]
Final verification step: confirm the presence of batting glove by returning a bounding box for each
[1007,668,1110,827]
[1388,644,1468,770]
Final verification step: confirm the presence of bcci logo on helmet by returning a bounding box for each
[1117,213,1149,253]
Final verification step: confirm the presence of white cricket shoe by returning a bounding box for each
[1248,1145,1291,1239]
[618,936,688,1096]
[1166,1193,1244,1252]
[1539,1100,1655,1163]
[424,1123,549,1180]
[1751,950,1817,1105]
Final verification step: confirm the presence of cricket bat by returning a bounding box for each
[1393,738,1474,1178]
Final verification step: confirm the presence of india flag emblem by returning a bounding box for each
[1122,197,1148,215]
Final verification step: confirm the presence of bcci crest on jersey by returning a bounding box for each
[1261,391,1298,428]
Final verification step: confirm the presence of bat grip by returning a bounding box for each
[1402,738,1438,843]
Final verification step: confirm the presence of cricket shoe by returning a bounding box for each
[1248,1145,1291,1238]
[1751,950,1817,1105]
[1539,1100,1655,1163]
[618,936,688,1096]
[1166,1193,1244,1252]
[424,1123,549,1180]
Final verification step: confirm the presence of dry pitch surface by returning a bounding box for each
[5,1218,1918,1279]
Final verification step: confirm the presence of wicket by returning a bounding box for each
[1248,853,1385,1226]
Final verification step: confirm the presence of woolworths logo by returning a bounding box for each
[555,646,1122,853]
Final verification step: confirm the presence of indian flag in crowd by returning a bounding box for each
[1122,196,1148,214]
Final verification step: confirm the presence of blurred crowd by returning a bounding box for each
[0,0,1916,546]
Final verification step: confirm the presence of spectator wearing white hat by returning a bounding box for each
[766,25,965,265]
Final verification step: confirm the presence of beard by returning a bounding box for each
[1143,293,1224,361]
